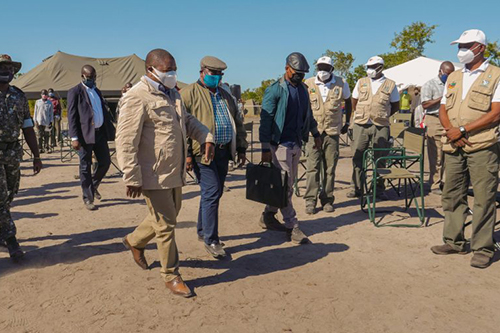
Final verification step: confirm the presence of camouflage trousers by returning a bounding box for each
[0,161,20,241]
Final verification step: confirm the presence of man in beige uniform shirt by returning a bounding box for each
[116,49,214,297]
[349,56,400,200]
[431,30,500,269]
[304,56,352,214]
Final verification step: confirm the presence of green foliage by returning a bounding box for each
[14,72,23,79]
[390,22,437,60]
[346,65,365,92]
[241,79,276,104]
[486,41,500,66]
[28,99,35,115]
[319,50,355,78]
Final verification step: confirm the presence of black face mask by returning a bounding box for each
[83,77,96,88]
[290,72,305,85]
[0,71,14,84]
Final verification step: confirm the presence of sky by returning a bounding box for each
[4,0,500,91]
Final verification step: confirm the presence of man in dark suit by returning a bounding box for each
[68,65,113,210]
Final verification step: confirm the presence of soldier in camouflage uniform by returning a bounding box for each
[0,55,43,261]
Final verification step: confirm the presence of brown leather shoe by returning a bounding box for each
[122,236,148,270]
[430,244,466,255]
[165,276,193,298]
[470,252,493,269]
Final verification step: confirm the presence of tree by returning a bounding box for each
[380,22,437,69]
[346,64,365,92]
[14,72,23,79]
[486,41,500,66]
[319,50,355,78]
[241,78,276,105]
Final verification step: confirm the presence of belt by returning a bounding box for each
[215,143,230,150]
[0,141,18,150]
[427,113,439,117]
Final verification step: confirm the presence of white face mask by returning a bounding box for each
[457,45,481,64]
[366,68,377,78]
[317,70,331,81]
[150,67,177,89]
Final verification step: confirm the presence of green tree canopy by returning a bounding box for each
[241,78,276,105]
[486,41,500,66]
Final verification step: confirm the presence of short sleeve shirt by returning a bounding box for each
[314,75,351,102]
[421,76,444,115]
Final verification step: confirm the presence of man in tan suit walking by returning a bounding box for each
[116,49,214,297]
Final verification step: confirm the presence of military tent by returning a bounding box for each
[12,51,187,100]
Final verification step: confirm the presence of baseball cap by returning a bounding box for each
[450,29,487,45]
[317,56,333,67]
[365,56,384,67]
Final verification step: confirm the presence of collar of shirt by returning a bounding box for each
[315,75,336,87]
[371,75,387,83]
[433,76,444,86]
[462,59,490,74]
[81,82,96,92]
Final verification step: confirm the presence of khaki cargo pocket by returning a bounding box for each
[468,88,491,111]
[310,95,320,110]
[445,92,456,110]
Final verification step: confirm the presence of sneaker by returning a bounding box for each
[346,190,360,198]
[305,204,315,215]
[84,200,97,211]
[286,227,309,245]
[6,237,24,261]
[259,212,288,232]
[204,242,227,259]
[470,253,493,269]
[430,244,466,255]
[94,189,102,201]
[323,203,335,213]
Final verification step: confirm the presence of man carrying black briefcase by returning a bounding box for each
[257,52,322,244]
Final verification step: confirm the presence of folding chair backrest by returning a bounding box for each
[392,112,412,124]
[390,122,406,141]
[403,127,425,155]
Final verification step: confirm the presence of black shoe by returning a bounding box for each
[375,192,389,200]
[204,242,227,258]
[0,238,6,248]
[94,189,102,201]
[6,237,24,261]
[259,212,288,232]
[286,227,309,245]
[198,234,204,242]
[346,190,360,198]
[84,201,97,211]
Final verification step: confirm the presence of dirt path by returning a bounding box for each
[1,131,499,333]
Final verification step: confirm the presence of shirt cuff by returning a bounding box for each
[22,119,34,129]
[71,137,79,141]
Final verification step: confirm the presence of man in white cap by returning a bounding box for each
[303,56,352,214]
[348,56,400,199]
[431,29,500,269]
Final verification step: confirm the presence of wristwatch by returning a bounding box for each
[459,126,467,136]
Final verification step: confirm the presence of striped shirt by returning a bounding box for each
[211,90,233,145]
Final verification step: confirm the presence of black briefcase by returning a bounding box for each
[246,163,288,209]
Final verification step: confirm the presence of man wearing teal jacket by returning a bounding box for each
[258,52,322,244]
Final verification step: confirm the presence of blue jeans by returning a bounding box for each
[193,146,230,245]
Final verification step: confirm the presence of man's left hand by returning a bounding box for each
[202,142,215,163]
[313,136,323,150]
[341,123,349,134]
[446,127,463,142]
[237,152,246,167]
[33,158,42,175]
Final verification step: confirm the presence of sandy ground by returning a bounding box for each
[1,122,500,333]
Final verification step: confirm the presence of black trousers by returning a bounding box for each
[78,129,111,202]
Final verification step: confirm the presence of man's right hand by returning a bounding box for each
[186,157,194,171]
[71,140,81,151]
[261,151,272,163]
[126,186,142,198]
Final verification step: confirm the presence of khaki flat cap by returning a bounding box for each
[200,56,227,71]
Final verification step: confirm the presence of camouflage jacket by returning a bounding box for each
[0,85,33,164]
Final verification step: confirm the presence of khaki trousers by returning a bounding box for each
[351,123,390,193]
[128,188,182,282]
[442,144,499,257]
[265,143,301,229]
[304,133,339,207]
[424,115,445,190]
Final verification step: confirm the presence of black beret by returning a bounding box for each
[286,52,309,73]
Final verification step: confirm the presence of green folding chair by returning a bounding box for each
[360,127,426,227]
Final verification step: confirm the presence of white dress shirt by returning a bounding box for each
[441,60,500,104]
[82,83,104,128]
[314,75,351,102]
[352,75,400,102]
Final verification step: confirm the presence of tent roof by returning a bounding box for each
[12,51,187,99]
[383,56,463,90]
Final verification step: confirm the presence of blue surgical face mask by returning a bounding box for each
[403,90,408,95]
[440,73,448,84]
[203,74,222,88]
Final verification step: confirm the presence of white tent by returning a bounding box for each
[383,56,462,90]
